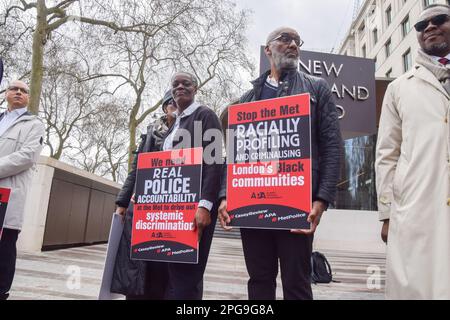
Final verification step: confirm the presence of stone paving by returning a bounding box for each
[9,237,385,300]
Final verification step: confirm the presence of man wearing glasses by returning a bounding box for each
[0,80,45,300]
[218,27,341,300]
[376,4,450,300]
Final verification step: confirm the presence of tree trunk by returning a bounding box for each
[128,118,138,172]
[28,0,47,115]
[111,165,117,182]
[53,143,63,160]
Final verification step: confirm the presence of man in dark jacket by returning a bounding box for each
[111,91,176,299]
[218,27,342,300]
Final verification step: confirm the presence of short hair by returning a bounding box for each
[418,4,450,23]
[423,4,450,11]
[7,80,29,91]
[266,27,299,45]
[171,72,199,88]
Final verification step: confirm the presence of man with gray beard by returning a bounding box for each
[376,4,450,299]
[218,27,342,300]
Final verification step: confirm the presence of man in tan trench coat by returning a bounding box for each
[376,4,450,299]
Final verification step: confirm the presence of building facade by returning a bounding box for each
[339,0,450,79]
[332,0,449,211]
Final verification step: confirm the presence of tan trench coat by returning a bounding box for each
[376,63,450,299]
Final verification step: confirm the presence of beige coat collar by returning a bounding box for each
[412,64,450,99]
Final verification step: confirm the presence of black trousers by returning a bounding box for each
[166,210,218,300]
[126,262,169,300]
[0,228,19,300]
[240,228,313,300]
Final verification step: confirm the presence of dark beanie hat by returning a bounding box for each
[162,90,173,112]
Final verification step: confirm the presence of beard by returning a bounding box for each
[423,42,450,57]
[272,48,299,71]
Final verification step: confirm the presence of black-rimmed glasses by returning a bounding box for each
[270,33,304,47]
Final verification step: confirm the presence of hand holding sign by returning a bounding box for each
[290,200,327,235]
[218,199,233,231]
[193,207,211,242]
[115,206,127,223]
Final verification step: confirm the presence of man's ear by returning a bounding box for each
[264,45,272,57]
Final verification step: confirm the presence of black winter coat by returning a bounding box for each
[111,123,166,296]
[163,105,223,205]
[219,69,342,207]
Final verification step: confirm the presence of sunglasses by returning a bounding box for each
[8,86,29,94]
[414,14,450,32]
[270,33,304,47]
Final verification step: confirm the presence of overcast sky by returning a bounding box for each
[234,0,356,61]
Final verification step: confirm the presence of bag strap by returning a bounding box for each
[322,252,332,276]
[319,252,341,283]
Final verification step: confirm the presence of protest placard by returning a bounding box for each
[0,187,11,240]
[227,94,312,230]
[131,148,202,264]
